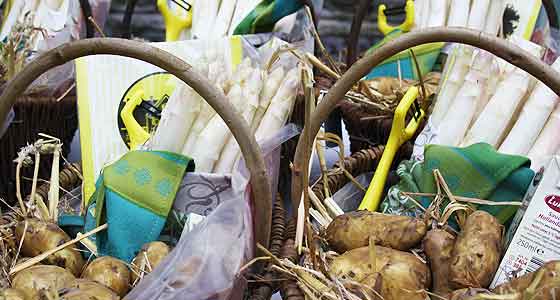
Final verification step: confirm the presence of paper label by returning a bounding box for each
[491,156,560,287]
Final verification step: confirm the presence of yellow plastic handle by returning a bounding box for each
[378,0,415,36]
[359,86,425,211]
[157,0,193,41]
[120,89,151,149]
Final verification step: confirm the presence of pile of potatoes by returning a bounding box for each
[4,218,171,300]
[324,210,560,300]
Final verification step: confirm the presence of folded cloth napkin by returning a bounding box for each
[234,0,303,35]
[380,143,534,224]
[85,150,194,262]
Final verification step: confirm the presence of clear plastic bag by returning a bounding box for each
[331,172,373,213]
[125,124,300,300]
[27,0,112,95]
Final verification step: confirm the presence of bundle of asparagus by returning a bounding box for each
[149,40,302,174]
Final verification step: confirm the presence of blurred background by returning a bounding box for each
[105,0,405,58]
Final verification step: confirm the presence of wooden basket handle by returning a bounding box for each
[0,38,272,252]
[291,27,560,212]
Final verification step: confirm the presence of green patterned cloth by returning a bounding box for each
[85,151,194,262]
[365,29,443,80]
[234,0,303,35]
[381,143,534,224]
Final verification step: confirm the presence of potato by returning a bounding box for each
[330,245,431,300]
[0,289,26,300]
[449,211,502,289]
[15,219,85,276]
[493,261,560,300]
[131,241,170,283]
[423,229,456,297]
[59,280,119,300]
[82,256,130,297]
[448,288,490,300]
[12,265,76,300]
[325,211,427,253]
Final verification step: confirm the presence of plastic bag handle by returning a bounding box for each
[291,27,560,214]
[0,38,273,253]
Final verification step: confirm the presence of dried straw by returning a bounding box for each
[10,224,107,274]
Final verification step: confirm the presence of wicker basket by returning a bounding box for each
[284,27,560,299]
[0,93,78,204]
[0,39,276,294]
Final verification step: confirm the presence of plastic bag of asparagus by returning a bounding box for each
[148,36,309,172]
[414,34,560,170]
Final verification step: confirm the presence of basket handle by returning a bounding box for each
[0,38,272,252]
[291,27,560,213]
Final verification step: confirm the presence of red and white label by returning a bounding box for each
[545,195,560,214]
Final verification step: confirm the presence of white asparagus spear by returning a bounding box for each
[254,68,301,142]
[462,68,533,147]
[447,0,471,27]
[467,0,490,31]
[528,103,560,171]
[233,57,254,85]
[475,60,501,117]
[250,67,285,133]
[496,36,544,79]
[413,0,426,29]
[192,0,221,39]
[465,50,496,127]
[149,81,200,153]
[431,45,473,126]
[437,52,491,146]
[483,0,505,35]
[212,0,238,37]
[190,84,243,172]
[427,0,449,27]
[500,58,560,155]
[182,56,227,154]
[420,0,431,29]
[214,69,264,173]
[462,38,543,147]
[182,55,250,156]
[149,59,207,152]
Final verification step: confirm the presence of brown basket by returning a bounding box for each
[285,27,560,299]
[0,38,274,259]
[310,144,412,203]
[0,93,78,204]
[25,162,83,213]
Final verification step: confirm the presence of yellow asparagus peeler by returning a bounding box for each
[378,0,415,36]
[359,86,425,211]
[120,89,151,150]
[157,0,193,42]
[119,73,176,149]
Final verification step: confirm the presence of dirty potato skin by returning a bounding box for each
[449,211,502,289]
[492,261,560,300]
[330,246,431,300]
[131,241,170,283]
[82,257,131,297]
[0,289,27,300]
[325,211,427,253]
[423,229,456,297]
[12,265,76,300]
[15,218,85,276]
[60,279,120,300]
[448,288,490,300]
